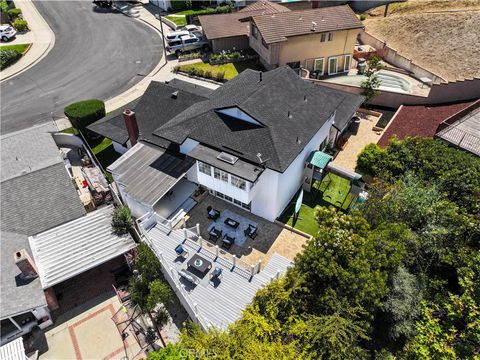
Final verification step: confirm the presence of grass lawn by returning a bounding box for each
[278,174,353,236]
[177,60,262,80]
[0,43,30,54]
[164,15,187,27]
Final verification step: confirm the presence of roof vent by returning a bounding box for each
[259,72,262,82]
[311,21,317,31]
[304,95,307,102]
[171,91,179,99]
[288,111,293,119]
[217,152,238,165]
[296,136,302,144]
[299,16,303,21]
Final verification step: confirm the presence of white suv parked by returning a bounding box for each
[0,25,17,42]
[165,30,190,43]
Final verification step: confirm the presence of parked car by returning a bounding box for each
[0,25,16,42]
[165,30,190,43]
[180,24,199,32]
[166,34,211,56]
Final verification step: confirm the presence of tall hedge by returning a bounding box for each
[0,49,21,70]
[64,99,105,132]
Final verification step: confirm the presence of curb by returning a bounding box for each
[0,0,55,83]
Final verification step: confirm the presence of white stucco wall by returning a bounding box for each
[251,114,334,221]
[114,178,152,219]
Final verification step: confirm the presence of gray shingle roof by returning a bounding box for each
[1,232,47,318]
[108,143,195,206]
[153,66,363,172]
[1,123,62,182]
[252,5,363,44]
[87,79,212,148]
[1,163,87,236]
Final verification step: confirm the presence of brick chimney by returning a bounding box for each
[14,249,38,280]
[123,109,139,146]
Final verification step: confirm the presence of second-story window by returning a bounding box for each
[261,37,269,49]
[252,24,258,39]
[214,168,228,182]
[320,33,326,42]
[230,175,247,190]
[198,162,212,176]
[328,32,333,41]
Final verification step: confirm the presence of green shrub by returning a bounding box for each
[0,0,8,12]
[204,69,212,79]
[12,19,28,32]
[7,8,21,19]
[360,14,366,21]
[64,99,105,131]
[0,49,21,70]
[215,71,225,82]
[195,69,204,77]
[111,206,133,235]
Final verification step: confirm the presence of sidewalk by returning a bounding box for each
[0,0,55,82]
[104,2,219,113]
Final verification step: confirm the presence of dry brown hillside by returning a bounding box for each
[363,0,480,81]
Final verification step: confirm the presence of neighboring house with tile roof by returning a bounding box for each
[378,100,476,147]
[249,5,363,73]
[199,1,290,53]
[96,67,362,221]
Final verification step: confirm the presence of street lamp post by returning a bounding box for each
[156,2,168,64]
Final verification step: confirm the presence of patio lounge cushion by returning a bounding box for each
[175,244,185,254]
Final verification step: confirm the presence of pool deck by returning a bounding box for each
[323,68,430,97]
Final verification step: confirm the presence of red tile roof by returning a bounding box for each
[378,101,475,146]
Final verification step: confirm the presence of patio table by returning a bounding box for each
[187,253,212,274]
[224,217,240,229]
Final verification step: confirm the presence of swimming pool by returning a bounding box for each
[324,70,412,94]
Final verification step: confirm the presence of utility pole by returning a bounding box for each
[157,2,168,65]
[384,3,390,17]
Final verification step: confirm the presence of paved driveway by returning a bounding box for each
[0,1,162,134]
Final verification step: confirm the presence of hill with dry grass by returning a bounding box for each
[363,0,480,81]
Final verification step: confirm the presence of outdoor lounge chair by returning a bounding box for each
[207,206,220,221]
[222,234,235,249]
[209,226,222,241]
[244,224,258,240]
[178,269,197,285]
[175,244,189,259]
[210,267,223,279]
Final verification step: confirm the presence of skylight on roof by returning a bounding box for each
[217,152,238,165]
[216,107,263,127]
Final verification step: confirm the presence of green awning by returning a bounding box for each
[306,151,332,170]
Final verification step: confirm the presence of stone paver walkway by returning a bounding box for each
[332,112,383,171]
[0,0,54,81]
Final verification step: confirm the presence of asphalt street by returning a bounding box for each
[0,1,163,134]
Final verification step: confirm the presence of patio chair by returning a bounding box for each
[175,244,189,259]
[207,206,220,221]
[222,234,235,249]
[209,226,222,241]
[178,269,197,285]
[210,267,223,280]
[244,224,258,240]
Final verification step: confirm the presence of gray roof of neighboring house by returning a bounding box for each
[1,123,62,182]
[1,163,87,236]
[436,102,480,156]
[0,125,86,236]
[199,1,289,40]
[1,232,47,319]
[252,5,363,44]
[153,66,364,172]
[29,205,136,289]
[87,79,212,148]
[108,143,195,206]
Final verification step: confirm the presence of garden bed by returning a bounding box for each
[0,43,31,70]
[175,59,262,82]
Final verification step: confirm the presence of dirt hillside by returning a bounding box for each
[363,1,480,81]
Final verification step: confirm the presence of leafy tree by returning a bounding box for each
[383,266,423,342]
[361,56,383,102]
[289,314,369,360]
[111,206,133,235]
[146,279,173,313]
[148,344,195,360]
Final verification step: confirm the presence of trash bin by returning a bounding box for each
[349,116,361,135]
[357,58,367,75]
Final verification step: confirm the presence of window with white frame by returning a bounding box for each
[344,54,351,72]
[320,33,326,42]
[214,168,229,182]
[314,58,324,75]
[198,162,212,176]
[230,175,247,190]
[328,32,333,41]
[328,57,338,75]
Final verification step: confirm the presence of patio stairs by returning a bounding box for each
[168,197,198,227]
